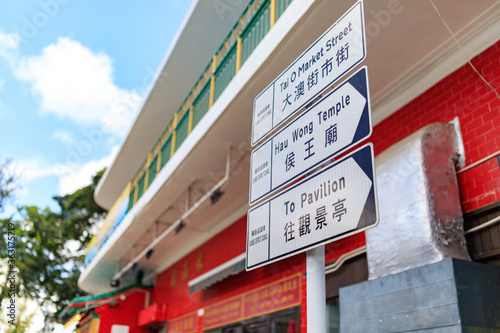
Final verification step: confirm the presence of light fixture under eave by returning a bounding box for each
[210,189,224,205]
[146,249,154,260]
[110,279,120,288]
[108,299,119,308]
[175,220,186,235]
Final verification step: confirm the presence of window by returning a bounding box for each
[270,313,298,333]
[245,324,266,333]
[326,297,340,333]
[324,253,368,332]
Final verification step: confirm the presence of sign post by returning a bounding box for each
[250,67,371,204]
[248,2,370,332]
[247,144,378,269]
[307,246,326,333]
[252,1,367,146]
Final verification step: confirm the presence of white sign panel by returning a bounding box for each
[247,144,378,271]
[251,1,366,146]
[250,67,371,205]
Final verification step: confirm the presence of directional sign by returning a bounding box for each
[246,144,378,271]
[251,1,366,146]
[250,67,371,205]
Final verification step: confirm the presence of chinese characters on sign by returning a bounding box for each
[170,252,204,288]
[203,298,242,330]
[250,67,371,204]
[247,144,378,270]
[248,225,268,247]
[203,274,301,330]
[168,312,197,333]
[281,177,348,246]
[247,0,374,273]
[242,274,300,318]
[284,198,348,242]
[252,1,366,146]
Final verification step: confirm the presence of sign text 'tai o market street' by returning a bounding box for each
[251,1,366,146]
[249,67,371,205]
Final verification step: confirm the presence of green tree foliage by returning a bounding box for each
[0,298,36,333]
[0,158,16,212]
[53,168,107,247]
[0,168,107,322]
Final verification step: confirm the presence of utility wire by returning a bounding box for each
[428,0,500,100]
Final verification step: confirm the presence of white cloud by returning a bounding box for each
[52,129,74,144]
[15,157,67,183]
[14,37,141,137]
[58,145,119,195]
[0,31,19,61]
[13,145,119,199]
[7,157,66,209]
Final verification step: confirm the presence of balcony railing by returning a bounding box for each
[85,0,293,265]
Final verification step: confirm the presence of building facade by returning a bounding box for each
[62,0,500,332]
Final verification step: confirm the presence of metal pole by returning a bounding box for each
[307,245,326,333]
[111,149,232,282]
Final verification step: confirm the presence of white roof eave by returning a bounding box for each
[94,0,251,210]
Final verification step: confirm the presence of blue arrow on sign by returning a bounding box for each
[250,66,372,205]
[247,143,379,270]
[251,1,367,146]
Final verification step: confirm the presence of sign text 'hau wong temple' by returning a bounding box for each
[60,0,500,332]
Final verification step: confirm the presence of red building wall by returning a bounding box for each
[150,213,367,332]
[104,41,500,332]
[151,216,308,331]
[372,40,500,212]
[93,291,147,333]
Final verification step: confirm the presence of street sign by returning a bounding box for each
[249,67,371,205]
[251,1,366,146]
[246,144,378,271]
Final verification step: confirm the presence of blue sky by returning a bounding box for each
[0,1,192,216]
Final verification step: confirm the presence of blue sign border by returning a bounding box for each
[246,143,379,271]
[251,0,366,146]
[249,66,371,205]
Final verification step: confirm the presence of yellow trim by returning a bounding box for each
[144,153,152,190]
[124,182,132,202]
[209,55,217,109]
[211,55,218,73]
[64,314,81,329]
[133,184,138,205]
[202,273,301,330]
[157,149,162,174]
[90,318,100,333]
[168,310,198,333]
[171,131,176,157]
[236,37,242,73]
[209,75,215,108]
[188,105,194,134]
[271,0,276,27]
[240,273,302,321]
[203,294,242,330]
[171,113,179,157]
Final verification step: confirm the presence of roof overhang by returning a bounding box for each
[95,0,252,210]
[83,0,500,293]
[188,253,246,294]
[59,284,153,322]
[96,0,500,211]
